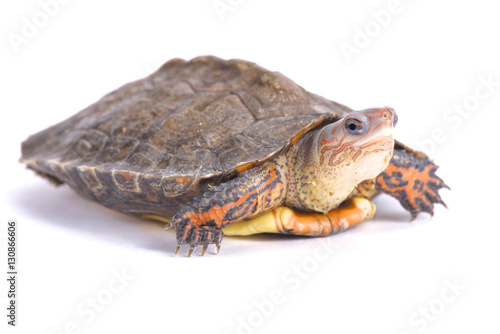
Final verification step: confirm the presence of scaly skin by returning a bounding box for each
[170,107,398,256]
[351,149,449,219]
[171,155,288,256]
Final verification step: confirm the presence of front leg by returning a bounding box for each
[169,156,288,256]
[350,148,449,219]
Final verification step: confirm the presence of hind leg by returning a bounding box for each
[223,197,375,236]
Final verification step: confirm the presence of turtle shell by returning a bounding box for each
[21,56,353,219]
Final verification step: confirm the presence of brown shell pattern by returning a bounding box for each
[20,56,352,218]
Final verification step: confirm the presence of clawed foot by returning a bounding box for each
[376,149,450,220]
[166,222,223,257]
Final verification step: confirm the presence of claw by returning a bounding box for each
[439,199,448,209]
[174,222,223,256]
[201,243,209,256]
[214,232,223,254]
[164,222,173,230]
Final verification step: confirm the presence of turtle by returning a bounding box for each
[20,56,448,256]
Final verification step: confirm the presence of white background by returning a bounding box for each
[1,1,499,333]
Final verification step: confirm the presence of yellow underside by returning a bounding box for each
[222,211,279,236]
[142,214,171,224]
[143,197,375,237]
[142,212,279,236]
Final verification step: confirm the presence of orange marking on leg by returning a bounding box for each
[208,210,223,225]
[377,162,437,212]
[213,207,226,220]
[181,224,193,239]
[180,161,284,228]
[222,203,232,213]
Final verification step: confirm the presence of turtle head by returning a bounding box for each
[284,107,397,213]
[318,107,397,182]
[287,107,397,213]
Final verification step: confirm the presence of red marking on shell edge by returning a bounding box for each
[236,163,254,173]
[176,178,189,185]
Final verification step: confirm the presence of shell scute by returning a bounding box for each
[21,56,352,216]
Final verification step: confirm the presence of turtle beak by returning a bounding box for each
[380,107,397,129]
[358,107,397,129]
[391,108,398,127]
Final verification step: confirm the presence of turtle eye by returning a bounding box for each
[344,118,366,135]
